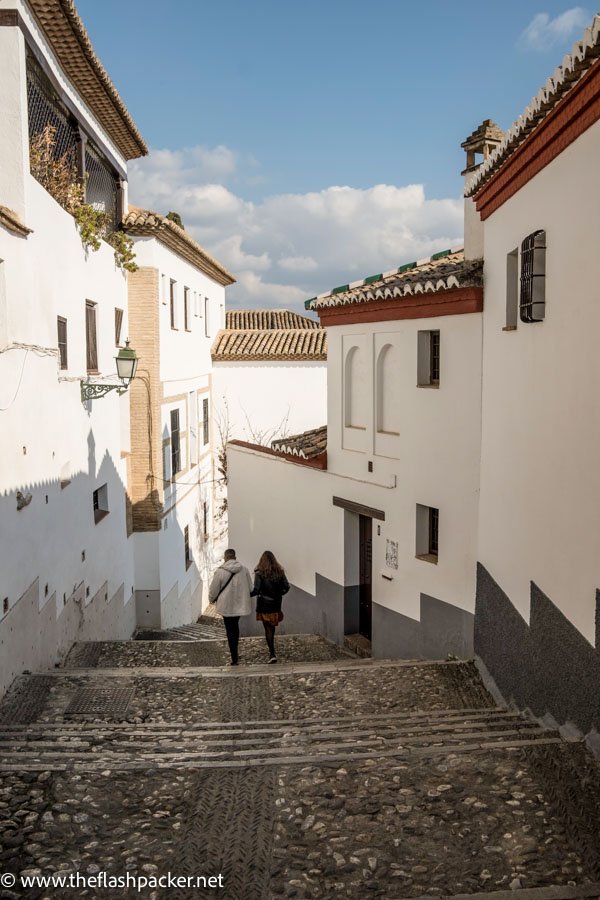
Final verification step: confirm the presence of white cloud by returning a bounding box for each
[519,8,588,51]
[129,145,464,310]
[279,255,318,272]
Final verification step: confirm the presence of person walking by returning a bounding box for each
[251,550,289,663]
[209,548,252,666]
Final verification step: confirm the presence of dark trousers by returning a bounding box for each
[223,616,240,663]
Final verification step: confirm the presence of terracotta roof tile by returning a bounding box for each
[305,250,483,311]
[27,0,147,159]
[226,309,320,330]
[272,426,327,459]
[123,207,235,286]
[211,328,327,362]
[466,14,600,197]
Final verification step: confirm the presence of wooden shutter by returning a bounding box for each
[114,308,124,346]
[57,316,68,370]
[202,397,209,445]
[86,301,98,372]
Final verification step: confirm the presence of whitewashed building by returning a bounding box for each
[227,246,484,653]
[0,0,146,694]
[467,17,600,748]
[122,207,235,629]
[211,309,327,446]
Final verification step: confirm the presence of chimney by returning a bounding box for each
[461,120,504,259]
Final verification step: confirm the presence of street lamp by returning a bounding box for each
[81,340,139,402]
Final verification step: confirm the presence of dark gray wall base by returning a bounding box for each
[475,563,600,739]
[239,574,345,644]
[372,594,474,660]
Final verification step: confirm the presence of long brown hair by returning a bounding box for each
[256,550,285,581]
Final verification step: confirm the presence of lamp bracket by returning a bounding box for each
[80,381,127,403]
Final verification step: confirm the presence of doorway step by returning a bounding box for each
[343,633,372,658]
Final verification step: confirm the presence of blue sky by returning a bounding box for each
[78,1,591,308]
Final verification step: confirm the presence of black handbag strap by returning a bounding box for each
[213,568,236,602]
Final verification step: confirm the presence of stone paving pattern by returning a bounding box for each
[0,634,599,899]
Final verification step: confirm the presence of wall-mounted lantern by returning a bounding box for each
[81,340,139,402]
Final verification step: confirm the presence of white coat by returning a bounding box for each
[208,560,252,617]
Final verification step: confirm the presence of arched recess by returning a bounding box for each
[376,343,400,435]
[344,345,366,428]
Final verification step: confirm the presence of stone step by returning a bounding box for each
[0,715,562,771]
[0,735,565,773]
[0,719,545,751]
[0,706,521,733]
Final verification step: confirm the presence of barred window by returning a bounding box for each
[520,230,546,323]
[184,525,192,569]
[202,398,209,445]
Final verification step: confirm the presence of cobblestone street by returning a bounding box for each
[0,630,599,899]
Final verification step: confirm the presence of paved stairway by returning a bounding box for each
[0,637,599,899]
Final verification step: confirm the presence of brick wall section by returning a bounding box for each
[127,267,163,531]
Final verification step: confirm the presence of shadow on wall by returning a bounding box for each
[475,563,600,742]
[0,433,136,696]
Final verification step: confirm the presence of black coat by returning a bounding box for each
[251,571,290,614]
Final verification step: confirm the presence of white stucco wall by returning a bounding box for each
[0,182,134,695]
[129,238,225,627]
[478,118,600,645]
[212,360,327,444]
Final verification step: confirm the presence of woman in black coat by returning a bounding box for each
[251,550,289,663]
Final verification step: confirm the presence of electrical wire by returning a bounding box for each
[0,349,29,411]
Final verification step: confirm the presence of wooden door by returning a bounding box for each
[359,514,372,639]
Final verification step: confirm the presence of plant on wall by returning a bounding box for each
[29,124,137,272]
[166,211,183,229]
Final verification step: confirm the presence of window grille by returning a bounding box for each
[85,301,98,373]
[428,507,439,557]
[203,501,208,539]
[520,230,546,323]
[170,409,181,477]
[84,140,119,232]
[429,331,440,384]
[57,316,68,369]
[26,51,79,195]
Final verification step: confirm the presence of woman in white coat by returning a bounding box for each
[208,548,253,665]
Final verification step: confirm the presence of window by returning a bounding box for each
[417,330,440,387]
[184,287,190,331]
[520,230,546,323]
[505,248,518,330]
[203,501,208,540]
[416,504,439,563]
[170,409,181,477]
[57,316,68,369]
[170,279,177,329]
[194,291,199,317]
[85,301,98,373]
[202,397,209,445]
[184,525,192,569]
[161,274,168,305]
[204,297,210,337]
[92,483,109,524]
[114,308,124,346]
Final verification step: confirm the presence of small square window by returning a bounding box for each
[416,503,439,563]
[93,483,109,524]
